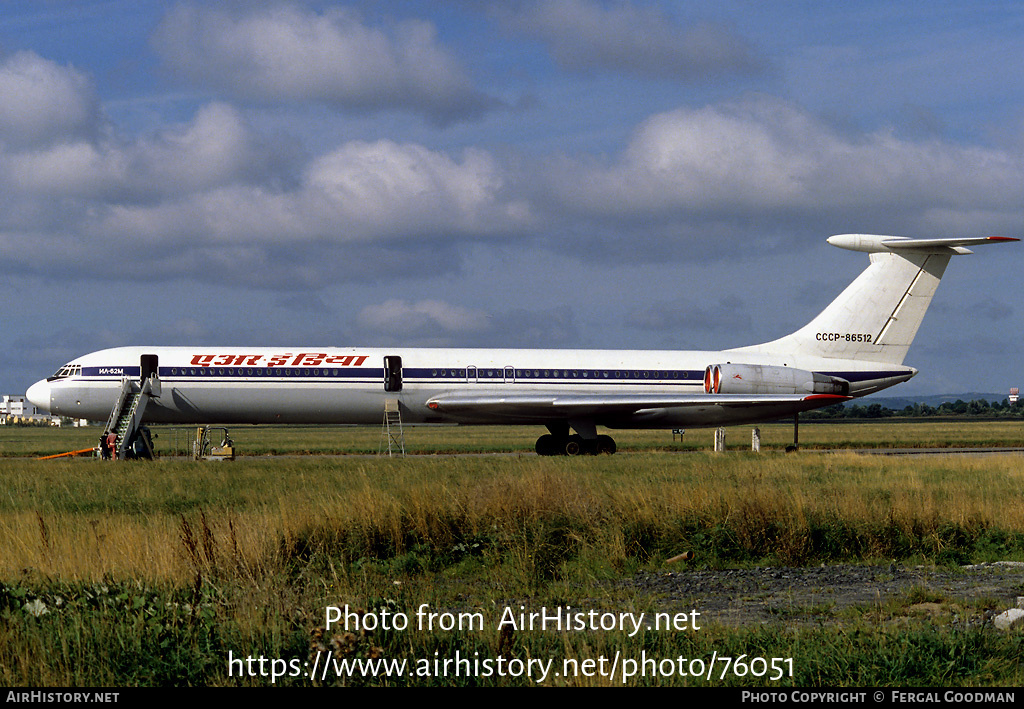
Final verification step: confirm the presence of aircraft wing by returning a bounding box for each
[425,392,849,422]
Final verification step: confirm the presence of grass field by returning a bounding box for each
[1,422,1023,686]
[2,418,1023,457]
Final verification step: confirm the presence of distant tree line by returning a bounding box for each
[803,398,1024,420]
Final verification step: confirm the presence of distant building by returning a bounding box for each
[2,395,34,417]
[1,394,57,425]
[1011,388,1019,404]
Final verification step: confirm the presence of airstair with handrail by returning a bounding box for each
[102,373,160,459]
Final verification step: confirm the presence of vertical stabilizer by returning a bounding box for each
[732,234,1017,365]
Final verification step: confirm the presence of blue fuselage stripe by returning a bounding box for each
[69,365,906,385]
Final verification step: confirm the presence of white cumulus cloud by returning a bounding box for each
[0,51,100,147]
[152,3,498,124]
[543,95,1024,236]
[4,102,287,202]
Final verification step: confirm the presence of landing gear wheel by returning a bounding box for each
[535,434,557,456]
[563,435,584,456]
[595,435,616,455]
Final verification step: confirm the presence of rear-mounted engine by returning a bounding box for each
[704,363,849,395]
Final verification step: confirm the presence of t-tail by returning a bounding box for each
[733,234,1019,365]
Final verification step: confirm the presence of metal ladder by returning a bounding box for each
[103,375,159,459]
[379,398,405,457]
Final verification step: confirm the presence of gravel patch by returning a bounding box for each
[617,563,1024,627]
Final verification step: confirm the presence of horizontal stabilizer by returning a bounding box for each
[828,234,1019,254]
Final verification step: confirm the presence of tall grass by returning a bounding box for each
[3,452,1024,582]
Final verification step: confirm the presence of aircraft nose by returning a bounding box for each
[26,380,51,412]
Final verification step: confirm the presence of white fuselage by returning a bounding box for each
[28,345,913,429]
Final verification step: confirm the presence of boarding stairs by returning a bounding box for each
[103,374,160,459]
[379,398,405,457]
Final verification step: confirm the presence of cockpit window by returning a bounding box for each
[48,364,82,381]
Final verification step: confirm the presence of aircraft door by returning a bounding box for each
[384,356,403,392]
[140,354,158,383]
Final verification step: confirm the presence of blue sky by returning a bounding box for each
[2,1,1022,397]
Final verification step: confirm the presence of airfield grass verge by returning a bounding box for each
[2,449,1024,685]
[3,419,1024,457]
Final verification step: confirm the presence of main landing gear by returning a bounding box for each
[535,433,617,456]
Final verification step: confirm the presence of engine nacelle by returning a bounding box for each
[703,363,849,396]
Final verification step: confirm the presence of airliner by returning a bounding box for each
[26,234,1017,455]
